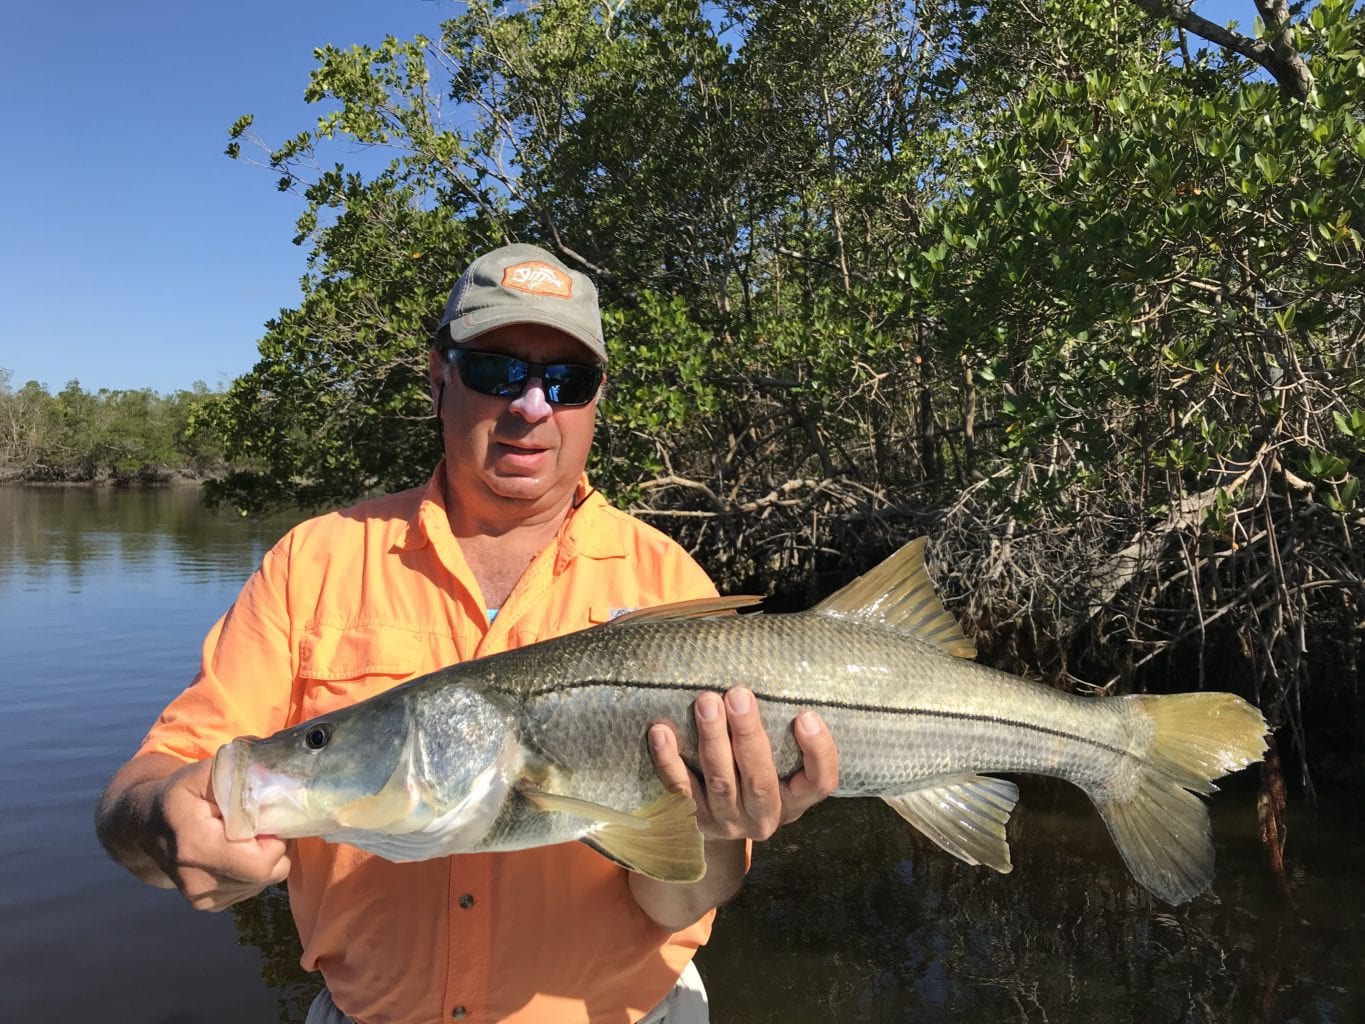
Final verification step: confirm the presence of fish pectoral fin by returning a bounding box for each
[609,595,764,625]
[334,781,434,832]
[522,789,651,831]
[883,774,1019,874]
[580,790,707,883]
[525,787,706,882]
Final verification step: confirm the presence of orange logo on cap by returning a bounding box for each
[502,261,573,299]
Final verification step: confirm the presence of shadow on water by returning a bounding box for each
[230,781,1362,1023]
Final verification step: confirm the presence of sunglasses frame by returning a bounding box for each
[443,347,604,408]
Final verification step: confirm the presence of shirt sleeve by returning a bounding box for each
[136,535,298,764]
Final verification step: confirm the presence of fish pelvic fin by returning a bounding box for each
[609,594,764,625]
[813,536,977,658]
[524,788,706,883]
[1095,692,1268,905]
[883,774,1018,874]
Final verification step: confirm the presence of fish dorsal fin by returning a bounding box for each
[882,774,1019,873]
[813,537,976,658]
[527,788,706,883]
[610,594,763,625]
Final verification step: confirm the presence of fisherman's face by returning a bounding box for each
[430,324,602,516]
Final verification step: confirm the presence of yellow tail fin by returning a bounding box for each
[1095,692,1268,904]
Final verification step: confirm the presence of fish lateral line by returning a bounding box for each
[517,677,1133,760]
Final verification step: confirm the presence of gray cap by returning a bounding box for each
[435,243,607,364]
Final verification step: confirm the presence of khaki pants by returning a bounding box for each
[305,959,709,1024]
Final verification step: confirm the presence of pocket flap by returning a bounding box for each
[299,625,422,680]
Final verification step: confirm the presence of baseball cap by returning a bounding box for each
[435,243,607,364]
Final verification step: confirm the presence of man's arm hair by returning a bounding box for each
[94,752,187,888]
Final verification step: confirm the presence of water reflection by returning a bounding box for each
[0,482,292,590]
[229,785,1362,1023]
[5,484,1359,1023]
[0,483,303,1024]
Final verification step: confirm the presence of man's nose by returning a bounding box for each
[507,377,553,421]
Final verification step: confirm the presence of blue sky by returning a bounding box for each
[1,0,1254,396]
[0,0,442,396]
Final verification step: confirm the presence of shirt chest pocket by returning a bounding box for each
[295,625,425,722]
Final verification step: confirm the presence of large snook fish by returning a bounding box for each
[212,538,1268,904]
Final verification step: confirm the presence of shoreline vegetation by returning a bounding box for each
[0,466,209,486]
[0,371,227,487]
[10,0,1364,883]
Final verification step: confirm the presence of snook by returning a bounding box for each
[212,538,1268,904]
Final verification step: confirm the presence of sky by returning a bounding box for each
[0,0,443,396]
[0,0,1255,397]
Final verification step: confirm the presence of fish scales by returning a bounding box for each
[213,536,1268,904]
[491,612,1135,803]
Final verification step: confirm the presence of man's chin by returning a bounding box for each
[484,471,556,502]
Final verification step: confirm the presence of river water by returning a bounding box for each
[1,484,1359,1023]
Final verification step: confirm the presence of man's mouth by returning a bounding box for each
[497,440,549,455]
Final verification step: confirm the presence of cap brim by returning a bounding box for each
[444,309,607,364]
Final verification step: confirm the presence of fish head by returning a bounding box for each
[212,695,423,841]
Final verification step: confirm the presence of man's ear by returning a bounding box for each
[428,349,445,413]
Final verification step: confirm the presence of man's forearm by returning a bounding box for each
[95,753,184,887]
[627,838,748,932]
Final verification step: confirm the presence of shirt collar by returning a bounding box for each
[397,461,627,562]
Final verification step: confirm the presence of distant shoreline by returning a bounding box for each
[0,466,211,488]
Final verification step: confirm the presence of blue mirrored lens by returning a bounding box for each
[449,349,600,406]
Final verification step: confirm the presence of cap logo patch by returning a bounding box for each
[502,261,573,299]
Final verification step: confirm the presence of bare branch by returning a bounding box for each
[1124,0,1313,99]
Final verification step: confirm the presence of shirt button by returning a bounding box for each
[451,1007,468,1019]
[458,893,475,909]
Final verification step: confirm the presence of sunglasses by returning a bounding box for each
[444,347,604,407]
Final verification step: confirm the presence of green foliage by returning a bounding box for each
[0,372,227,482]
[209,0,1365,779]
[920,0,1365,526]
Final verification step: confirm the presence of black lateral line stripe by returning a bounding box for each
[520,678,1128,758]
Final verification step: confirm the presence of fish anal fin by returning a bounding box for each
[883,774,1019,874]
[610,595,763,626]
[581,790,706,883]
[814,537,976,659]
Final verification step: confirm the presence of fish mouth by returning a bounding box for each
[211,738,317,840]
[211,738,259,840]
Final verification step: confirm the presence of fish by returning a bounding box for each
[211,537,1269,904]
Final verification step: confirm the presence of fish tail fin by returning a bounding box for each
[1094,692,1268,905]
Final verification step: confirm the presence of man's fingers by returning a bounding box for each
[159,759,293,911]
[648,697,839,842]
[647,723,694,796]
[694,692,743,834]
[724,688,781,838]
[264,845,292,885]
[781,712,839,822]
[648,721,715,833]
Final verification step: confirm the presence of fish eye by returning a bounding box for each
[304,724,332,750]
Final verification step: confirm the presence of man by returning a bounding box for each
[96,243,839,1023]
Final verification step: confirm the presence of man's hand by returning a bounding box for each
[647,687,839,841]
[630,689,838,929]
[96,754,290,912]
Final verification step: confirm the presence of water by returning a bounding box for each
[1,484,1360,1023]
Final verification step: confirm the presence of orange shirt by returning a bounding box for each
[138,464,719,1024]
